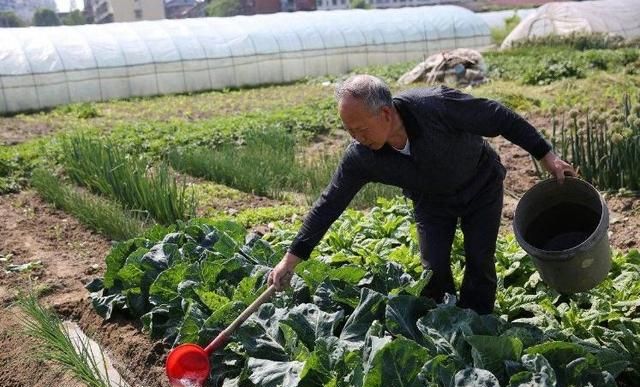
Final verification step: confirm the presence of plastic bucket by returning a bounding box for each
[513,177,611,294]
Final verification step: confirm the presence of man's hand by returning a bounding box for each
[540,151,576,183]
[268,252,302,291]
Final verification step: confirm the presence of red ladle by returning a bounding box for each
[166,284,277,386]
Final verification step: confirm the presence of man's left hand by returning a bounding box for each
[540,151,577,183]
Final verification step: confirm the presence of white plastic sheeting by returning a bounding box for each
[501,0,640,49]
[0,5,491,114]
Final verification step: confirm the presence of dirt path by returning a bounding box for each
[0,191,168,387]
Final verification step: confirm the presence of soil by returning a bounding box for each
[0,128,637,387]
[0,119,54,146]
[0,191,169,387]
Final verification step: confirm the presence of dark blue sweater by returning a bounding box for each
[289,86,551,260]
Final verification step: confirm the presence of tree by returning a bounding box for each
[32,8,61,26]
[0,11,24,27]
[63,10,86,25]
[206,0,245,17]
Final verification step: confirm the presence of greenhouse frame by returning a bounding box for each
[0,5,491,114]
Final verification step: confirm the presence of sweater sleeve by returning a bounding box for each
[439,87,552,160]
[288,144,369,260]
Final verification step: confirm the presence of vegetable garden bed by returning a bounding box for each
[86,199,640,386]
[0,187,637,386]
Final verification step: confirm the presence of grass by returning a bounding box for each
[509,32,640,51]
[190,181,254,204]
[170,130,402,208]
[61,136,196,225]
[0,134,57,194]
[1,83,332,138]
[484,46,639,86]
[31,168,145,240]
[17,295,123,387]
[168,129,299,199]
[473,72,640,114]
[0,97,339,194]
[54,102,100,119]
[353,184,403,208]
[297,149,402,208]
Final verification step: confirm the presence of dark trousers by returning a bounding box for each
[413,177,503,315]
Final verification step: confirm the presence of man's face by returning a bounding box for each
[339,95,392,150]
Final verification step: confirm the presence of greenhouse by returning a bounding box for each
[501,0,640,49]
[0,5,490,114]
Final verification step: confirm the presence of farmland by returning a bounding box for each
[0,36,639,387]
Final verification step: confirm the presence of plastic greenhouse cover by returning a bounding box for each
[187,19,235,59]
[0,5,490,113]
[0,32,30,75]
[1,6,487,74]
[138,22,184,63]
[108,24,155,65]
[501,0,640,49]
[85,27,128,68]
[46,27,96,71]
[285,16,326,51]
[17,28,65,73]
[158,21,207,61]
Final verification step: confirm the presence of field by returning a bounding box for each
[0,36,639,387]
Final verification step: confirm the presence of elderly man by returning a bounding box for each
[268,74,575,314]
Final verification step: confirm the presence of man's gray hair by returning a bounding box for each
[335,74,392,113]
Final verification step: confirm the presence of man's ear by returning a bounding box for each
[380,105,392,122]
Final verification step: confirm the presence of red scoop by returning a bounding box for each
[166,285,277,387]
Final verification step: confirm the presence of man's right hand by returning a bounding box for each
[268,252,302,291]
[540,151,576,183]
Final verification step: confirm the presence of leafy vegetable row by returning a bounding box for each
[88,198,640,386]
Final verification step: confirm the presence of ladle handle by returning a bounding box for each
[204,284,277,355]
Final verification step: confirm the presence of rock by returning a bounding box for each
[85,264,100,275]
